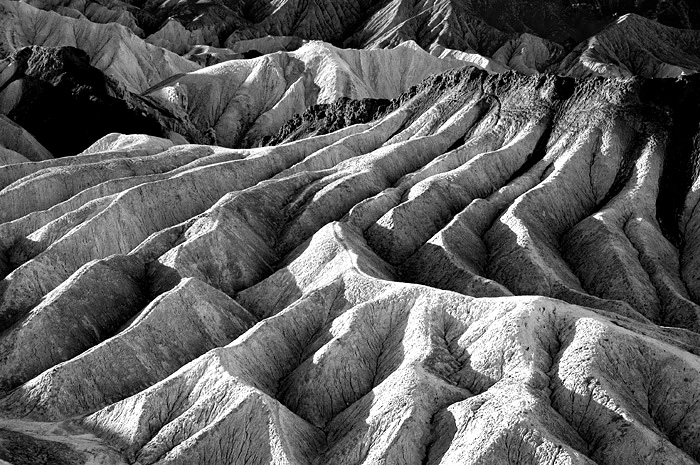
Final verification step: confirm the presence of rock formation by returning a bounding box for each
[13,0,700,80]
[266,97,394,147]
[24,0,146,36]
[469,0,700,44]
[2,0,700,161]
[0,115,52,163]
[2,0,700,462]
[491,33,565,74]
[557,13,700,78]
[0,0,199,93]
[0,44,213,157]
[1,64,700,464]
[144,40,471,147]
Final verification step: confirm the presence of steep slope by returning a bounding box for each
[221,0,513,57]
[23,0,147,37]
[491,33,565,74]
[1,67,700,463]
[0,45,213,156]
[13,0,700,81]
[144,40,471,147]
[266,97,395,147]
[0,0,199,93]
[223,0,700,58]
[339,0,514,54]
[557,13,700,78]
[471,0,700,44]
[0,115,52,162]
[24,0,700,54]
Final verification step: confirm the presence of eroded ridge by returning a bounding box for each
[1,67,700,464]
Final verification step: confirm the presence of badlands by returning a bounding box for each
[2,0,700,464]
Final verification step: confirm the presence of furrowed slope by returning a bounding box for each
[471,0,700,44]
[0,0,199,93]
[0,45,213,157]
[23,0,148,37]
[144,0,700,61]
[557,13,700,78]
[14,0,700,82]
[224,0,513,56]
[143,40,471,147]
[1,68,700,464]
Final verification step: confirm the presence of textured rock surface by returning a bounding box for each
[0,115,52,162]
[0,45,212,156]
[0,0,199,93]
[146,18,209,55]
[144,40,468,147]
[557,13,700,78]
[24,0,700,55]
[265,97,394,147]
[1,67,700,463]
[491,33,565,74]
[22,0,147,37]
[470,0,700,43]
[221,0,700,56]
[15,0,700,82]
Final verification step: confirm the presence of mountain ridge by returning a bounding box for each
[1,66,700,463]
[1,1,700,464]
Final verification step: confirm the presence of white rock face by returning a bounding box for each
[492,33,565,75]
[80,133,175,155]
[146,18,209,55]
[23,0,145,36]
[1,66,700,464]
[0,0,199,93]
[144,40,472,147]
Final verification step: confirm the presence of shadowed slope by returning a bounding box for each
[1,67,700,464]
[557,14,700,78]
[0,0,199,93]
[11,0,700,81]
[0,45,212,157]
[143,40,471,147]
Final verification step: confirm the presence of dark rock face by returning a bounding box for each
[264,97,395,146]
[29,0,700,62]
[472,0,700,44]
[142,41,464,149]
[2,66,700,463]
[0,45,213,157]
[555,13,700,78]
[0,429,84,465]
[2,1,700,464]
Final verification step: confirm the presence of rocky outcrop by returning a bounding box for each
[181,45,242,66]
[221,0,697,55]
[203,0,700,70]
[11,0,700,83]
[0,0,199,93]
[0,45,212,156]
[557,13,700,78]
[265,97,394,147]
[144,40,469,147]
[492,33,565,74]
[23,0,700,57]
[227,35,307,55]
[1,66,700,463]
[0,115,52,162]
[0,276,256,418]
[22,0,147,36]
[146,18,210,55]
[470,0,700,44]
